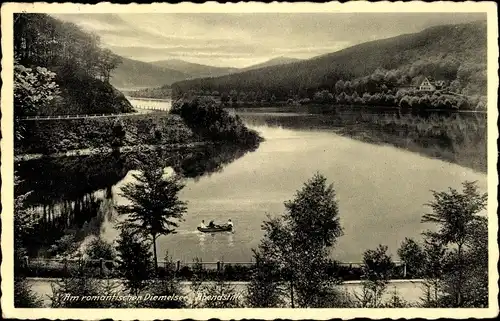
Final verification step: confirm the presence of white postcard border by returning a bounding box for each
[1,2,498,319]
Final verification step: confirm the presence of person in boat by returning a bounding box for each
[208,220,216,228]
[227,219,233,228]
[199,220,206,229]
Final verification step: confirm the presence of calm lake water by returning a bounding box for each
[18,111,487,263]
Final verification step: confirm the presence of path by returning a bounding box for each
[19,97,172,121]
[27,278,427,308]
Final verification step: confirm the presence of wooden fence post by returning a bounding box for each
[403,263,407,278]
[217,261,221,272]
[176,260,181,272]
[62,258,68,275]
[99,258,104,276]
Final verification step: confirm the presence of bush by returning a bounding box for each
[85,237,116,261]
[171,97,263,146]
[16,114,197,155]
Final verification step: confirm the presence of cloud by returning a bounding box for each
[51,12,486,68]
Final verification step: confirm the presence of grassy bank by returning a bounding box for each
[16,114,199,155]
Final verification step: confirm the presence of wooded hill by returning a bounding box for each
[239,56,302,72]
[118,57,303,90]
[117,57,299,90]
[171,21,486,101]
[149,59,238,79]
[14,14,133,116]
[110,58,190,90]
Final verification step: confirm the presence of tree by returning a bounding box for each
[98,48,122,82]
[14,176,36,261]
[111,119,126,147]
[15,278,43,308]
[409,96,420,108]
[187,258,207,308]
[229,89,238,104]
[14,61,60,141]
[334,79,345,94]
[255,173,343,308]
[353,93,364,105]
[115,227,154,295]
[245,250,284,307]
[360,244,395,307]
[460,216,488,307]
[50,262,104,308]
[47,234,80,258]
[84,237,116,261]
[141,252,186,308]
[336,92,347,104]
[421,181,487,307]
[343,81,352,94]
[313,90,334,104]
[362,92,371,105]
[418,231,447,307]
[116,158,187,273]
[220,92,230,104]
[397,237,425,278]
[14,175,43,308]
[382,287,410,308]
[202,262,243,308]
[171,97,262,145]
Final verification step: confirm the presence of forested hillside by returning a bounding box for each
[150,59,238,79]
[14,14,133,116]
[110,57,190,90]
[239,56,302,72]
[125,57,305,98]
[172,21,486,109]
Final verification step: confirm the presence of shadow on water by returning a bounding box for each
[15,142,259,257]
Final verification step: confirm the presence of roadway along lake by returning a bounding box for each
[18,112,487,263]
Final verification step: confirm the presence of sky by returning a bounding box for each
[52,13,485,68]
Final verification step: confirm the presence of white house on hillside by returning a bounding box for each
[419,77,447,91]
[419,77,436,91]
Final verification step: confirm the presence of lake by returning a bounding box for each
[17,111,487,263]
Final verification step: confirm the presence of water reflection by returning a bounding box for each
[16,142,259,256]
[198,232,206,251]
[16,152,128,205]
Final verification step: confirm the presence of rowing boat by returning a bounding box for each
[197,225,233,233]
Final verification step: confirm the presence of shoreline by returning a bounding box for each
[14,142,211,162]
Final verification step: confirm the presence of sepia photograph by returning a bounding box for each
[1,2,498,320]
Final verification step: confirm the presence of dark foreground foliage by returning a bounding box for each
[171,97,263,146]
